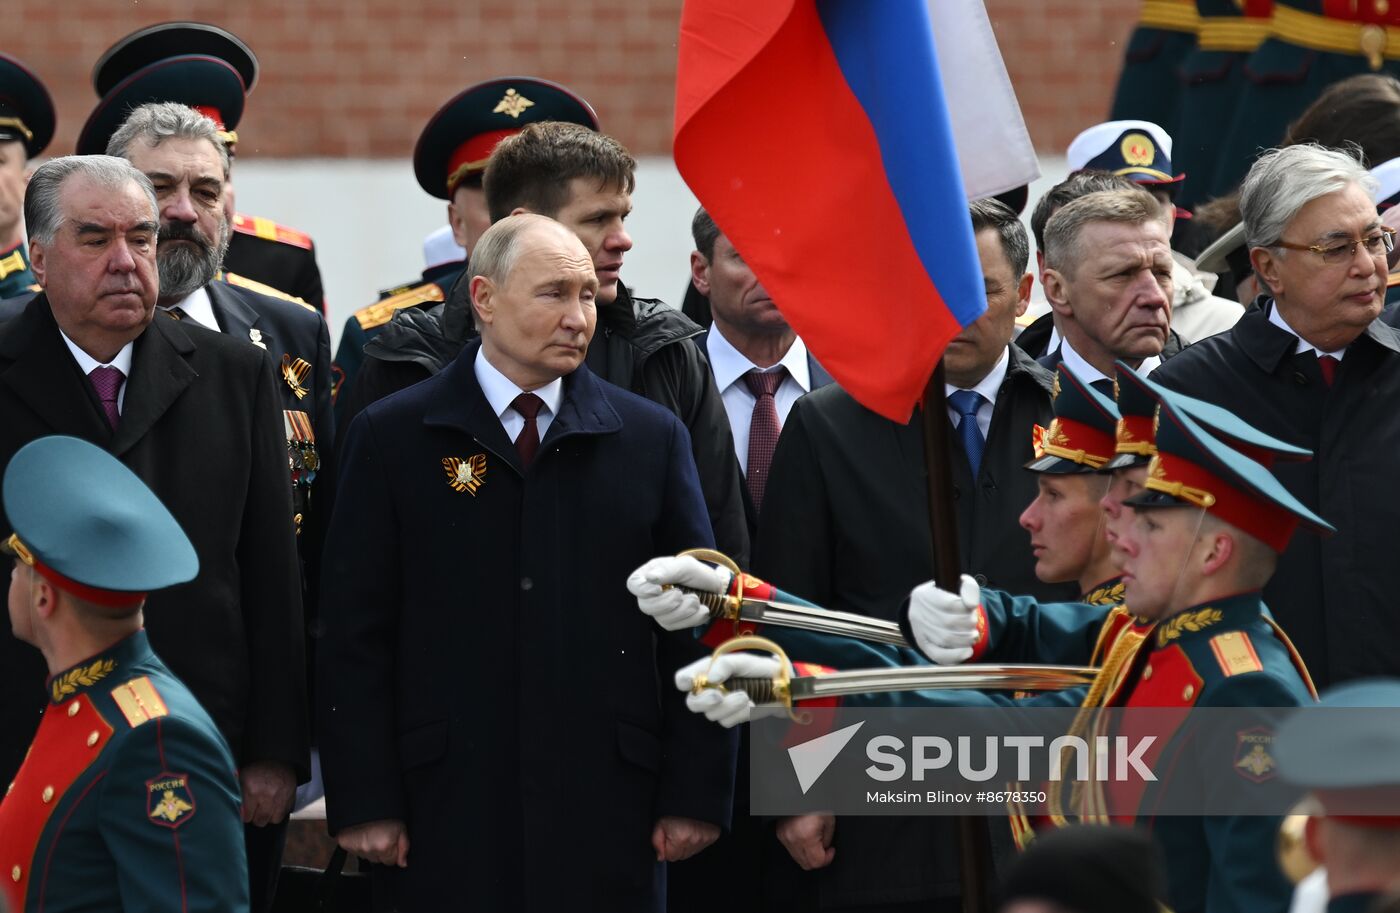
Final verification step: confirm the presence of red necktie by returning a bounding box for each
[1318,353,1339,387]
[743,367,787,512]
[88,366,124,430]
[512,393,544,468]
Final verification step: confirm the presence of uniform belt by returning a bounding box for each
[1139,0,1202,33]
[1273,5,1400,69]
[1197,15,1272,50]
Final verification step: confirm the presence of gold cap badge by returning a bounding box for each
[1121,133,1156,167]
[494,88,535,119]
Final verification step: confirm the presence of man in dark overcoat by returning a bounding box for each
[318,214,737,912]
[0,155,307,880]
[1152,142,1400,688]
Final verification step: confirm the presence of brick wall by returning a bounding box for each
[13,0,1140,159]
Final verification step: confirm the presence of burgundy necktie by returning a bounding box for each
[743,367,787,512]
[1318,353,1339,387]
[88,366,125,430]
[512,392,544,468]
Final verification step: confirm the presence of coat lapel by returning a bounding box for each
[110,316,198,456]
[206,281,264,347]
[0,296,113,441]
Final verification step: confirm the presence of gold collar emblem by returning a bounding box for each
[282,355,312,400]
[1156,607,1223,646]
[51,657,117,702]
[494,89,536,119]
[443,454,488,495]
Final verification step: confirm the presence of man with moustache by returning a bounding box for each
[0,155,305,910]
[1150,144,1400,689]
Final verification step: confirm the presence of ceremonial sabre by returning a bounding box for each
[667,548,910,646]
[691,636,1098,718]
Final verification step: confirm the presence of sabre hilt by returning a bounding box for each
[663,548,745,622]
[688,635,803,722]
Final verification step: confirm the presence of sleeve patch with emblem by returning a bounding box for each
[147,771,197,828]
[1233,727,1276,783]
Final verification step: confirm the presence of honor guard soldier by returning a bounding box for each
[0,54,54,300]
[84,22,326,313]
[332,76,598,428]
[0,436,248,913]
[1276,680,1400,913]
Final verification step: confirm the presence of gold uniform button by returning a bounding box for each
[41,786,53,803]
[67,701,80,717]
[1379,0,1391,16]
[87,731,100,748]
[10,865,19,882]
[1183,684,1195,701]
[1142,664,1153,680]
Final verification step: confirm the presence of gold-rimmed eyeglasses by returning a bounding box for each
[1274,226,1397,267]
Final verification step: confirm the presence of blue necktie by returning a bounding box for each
[948,389,986,476]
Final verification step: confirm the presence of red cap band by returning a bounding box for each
[31,559,146,609]
[1146,452,1298,552]
[446,128,519,194]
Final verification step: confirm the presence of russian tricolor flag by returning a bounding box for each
[675,0,1037,422]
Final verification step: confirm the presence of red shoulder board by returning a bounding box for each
[232,212,314,250]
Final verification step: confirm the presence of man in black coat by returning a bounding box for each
[749,199,1072,912]
[0,155,306,882]
[319,215,736,912]
[340,120,750,565]
[1151,143,1400,689]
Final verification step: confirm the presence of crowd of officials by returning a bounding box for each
[7,4,1400,912]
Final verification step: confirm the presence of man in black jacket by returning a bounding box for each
[1151,143,1400,689]
[340,121,750,565]
[750,199,1071,912]
[0,155,306,910]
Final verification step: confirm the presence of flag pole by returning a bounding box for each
[919,361,992,913]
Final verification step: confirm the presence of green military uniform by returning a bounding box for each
[1173,0,1273,211]
[0,53,54,301]
[0,435,247,912]
[1211,0,1400,198]
[1109,0,1201,141]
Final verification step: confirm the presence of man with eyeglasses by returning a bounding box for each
[1151,142,1400,691]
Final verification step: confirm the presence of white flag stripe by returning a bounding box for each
[927,0,1041,201]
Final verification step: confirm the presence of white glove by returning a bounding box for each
[675,653,782,728]
[906,574,982,665]
[626,555,732,631]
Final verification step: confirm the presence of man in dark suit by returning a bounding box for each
[319,214,736,912]
[0,155,306,902]
[1036,187,1176,391]
[744,199,1070,912]
[688,208,834,538]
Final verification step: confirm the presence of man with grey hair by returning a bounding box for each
[1038,187,1175,391]
[0,154,307,904]
[104,98,333,910]
[320,213,736,912]
[1152,143,1400,689]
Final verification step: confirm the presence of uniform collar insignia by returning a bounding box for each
[1083,579,1126,606]
[1155,606,1224,647]
[50,656,117,703]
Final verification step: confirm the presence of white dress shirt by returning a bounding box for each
[945,346,1008,439]
[59,330,135,413]
[706,328,812,475]
[1268,301,1347,360]
[160,286,219,332]
[1060,336,1162,385]
[474,347,564,442]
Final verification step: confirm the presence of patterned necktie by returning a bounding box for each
[1317,353,1339,387]
[948,389,986,477]
[743,367,787,512]
[511,392,545,468]
[89,366,125,430]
